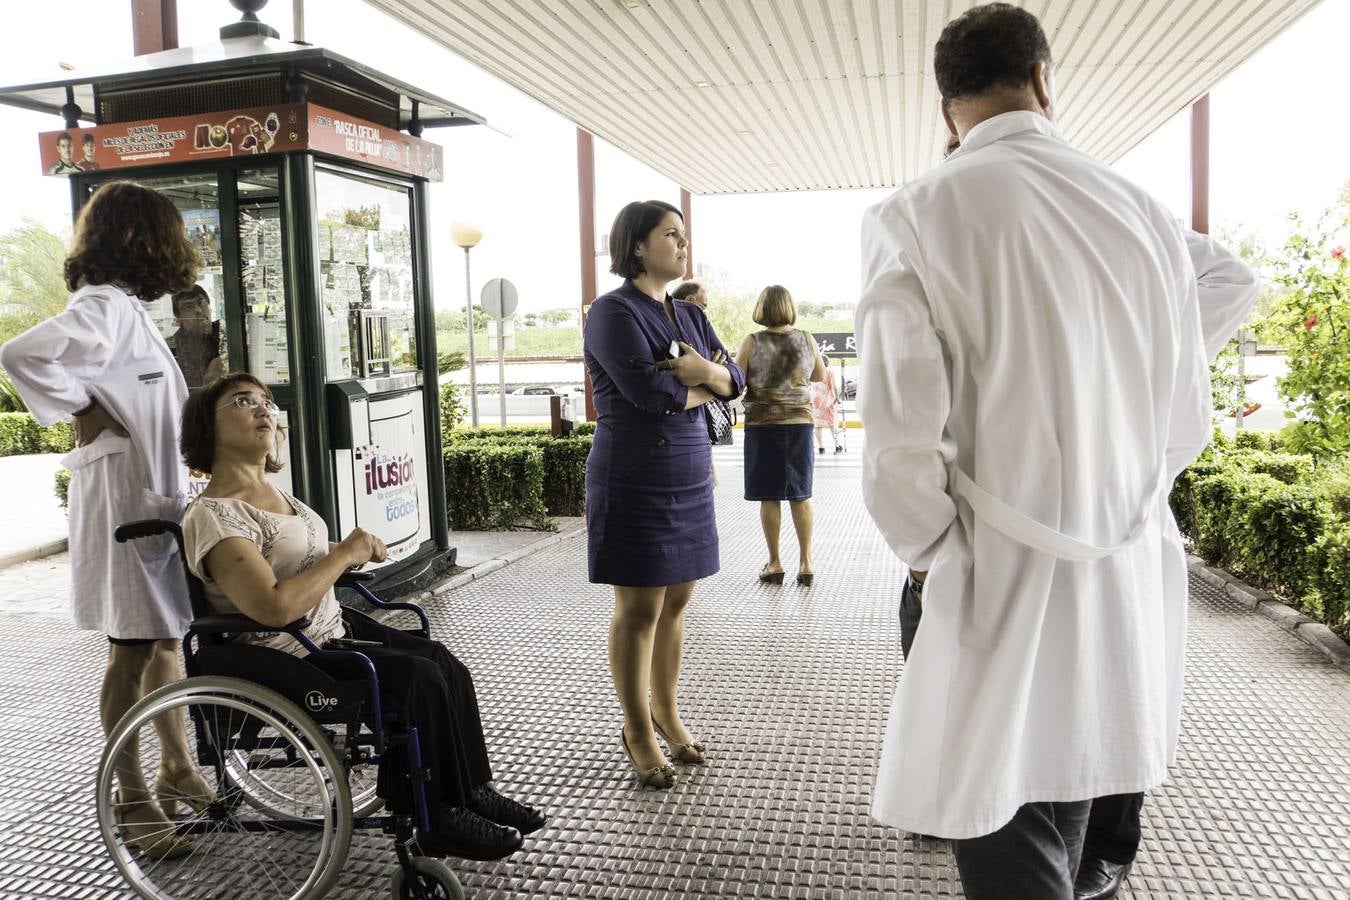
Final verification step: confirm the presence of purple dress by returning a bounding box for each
[583,281,745,586]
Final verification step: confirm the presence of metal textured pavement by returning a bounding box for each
[0,448,1347,899]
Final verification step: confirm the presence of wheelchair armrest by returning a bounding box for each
[190,613,312,635]
[344,580,430,637]
[335,570,377,586]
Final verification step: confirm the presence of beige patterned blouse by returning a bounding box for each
[182,491,345,656]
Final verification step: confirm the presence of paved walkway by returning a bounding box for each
[0,447,1347,898]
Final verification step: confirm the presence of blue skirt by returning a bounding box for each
[744,424,814,501]
[585,421,719,587]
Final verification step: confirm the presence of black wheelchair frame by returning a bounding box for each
[113,517,449,888]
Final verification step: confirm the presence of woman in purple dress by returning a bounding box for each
[583,200,745,788]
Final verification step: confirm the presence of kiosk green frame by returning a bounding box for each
[0,32,484,591]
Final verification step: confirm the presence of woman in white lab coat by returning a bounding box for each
[0,181,212,858]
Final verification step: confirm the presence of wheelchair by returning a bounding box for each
[95,519,465,899]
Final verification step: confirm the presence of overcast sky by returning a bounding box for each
[0,0,1346,313]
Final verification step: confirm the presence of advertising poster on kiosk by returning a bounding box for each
[353,394,430,561]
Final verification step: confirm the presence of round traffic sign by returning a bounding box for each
[480,278,519,319]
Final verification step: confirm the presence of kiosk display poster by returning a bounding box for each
[353,394,428,561]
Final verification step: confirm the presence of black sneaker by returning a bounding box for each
[468,784,547,836]
[419,806,522,860]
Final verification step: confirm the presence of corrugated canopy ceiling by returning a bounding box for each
[364,0,1322,194]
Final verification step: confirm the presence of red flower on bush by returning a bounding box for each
[1332,246,1346,260]
[1304,314,1319,330]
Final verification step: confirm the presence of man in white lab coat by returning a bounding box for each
[856,5,1259,898]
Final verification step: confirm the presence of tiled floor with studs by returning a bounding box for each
[0,445,1347,898]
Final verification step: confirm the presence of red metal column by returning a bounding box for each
[680,187,693,278]
[131,0,178,55]
[578,128,597,421]
[1190,94,1210,235]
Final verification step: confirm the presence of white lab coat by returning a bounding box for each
[1,283,191,639]
[856,111,1259,839]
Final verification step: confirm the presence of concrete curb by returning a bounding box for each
[0,538,68,571]
[414,525,588,601]
[1187,554,1350,670]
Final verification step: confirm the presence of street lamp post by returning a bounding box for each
[451,222,482,427]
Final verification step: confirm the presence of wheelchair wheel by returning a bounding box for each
[390,857,464,900]
[226,743,383,819]
[97,676,353,900]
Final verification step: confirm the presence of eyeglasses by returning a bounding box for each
[218,394,280,416]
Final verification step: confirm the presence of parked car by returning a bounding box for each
[509,385,556,396]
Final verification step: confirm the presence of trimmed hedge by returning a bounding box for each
[443,441,549,530]
[442,426,597,528]
[1174,437,1350,631]
[0,413,75,456]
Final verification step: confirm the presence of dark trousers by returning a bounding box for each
[312,615,493,814]
[1083,792,1144,865]
[953,800,1092,900]
[899,574,923,661]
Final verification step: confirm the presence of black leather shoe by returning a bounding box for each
[468,784,547,835]
[419,806,523,860]
[1074,857,1132,900]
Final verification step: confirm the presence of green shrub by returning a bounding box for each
[0,413,77,456]
[1311,527,1350,628]
[445,427,594,518]
[0,413,41,455]
[1192,470,1283,567]
[574,421,596,436]
[438,381,466,443]
[442,441,548,530]
[1233,430,1271,451]
[38,421,75,454]
[538,436,591,516]
[55,468,70,509]
[1235,482,1335,598]
[1227,450,1315,485]
[1170,460,1223,540]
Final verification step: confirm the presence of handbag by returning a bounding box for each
[665,297,737,445]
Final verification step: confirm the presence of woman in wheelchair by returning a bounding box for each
[178,372,545,861]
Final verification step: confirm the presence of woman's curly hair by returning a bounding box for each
[63,180,203,299]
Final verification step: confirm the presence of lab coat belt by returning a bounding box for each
[951,467,1159,562]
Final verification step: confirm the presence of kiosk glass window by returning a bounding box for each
[237,168,289,384]
[314,169,417,380]
[95,173,229,390]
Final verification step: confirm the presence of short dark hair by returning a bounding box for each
[180,372,285,475]
[934,3,1051,104]
[82,134,95,145]
[608,200,682,279]
[56,132,71,145]
[672,281,703,301]
[172,284,210,317]
[64,180,203,299]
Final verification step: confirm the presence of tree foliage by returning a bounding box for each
[1264,191,1350,456]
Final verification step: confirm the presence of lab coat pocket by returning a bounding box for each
[132,489,186,562]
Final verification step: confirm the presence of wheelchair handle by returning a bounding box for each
[114,519,185,552]
[335,570,377,585]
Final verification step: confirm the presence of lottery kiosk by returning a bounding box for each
[0,22,483,591]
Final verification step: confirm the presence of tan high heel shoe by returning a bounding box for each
[114,792,195,860]
[155,767,216,818]
[651,714,706,764]
[620,726,676,789]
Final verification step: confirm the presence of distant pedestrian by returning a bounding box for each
[856,5,1259,898]
[583,200,745,788]
[735,285,826,586]
[810,350,842,454]
[672,281,708,310]
[0,180,216,859]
